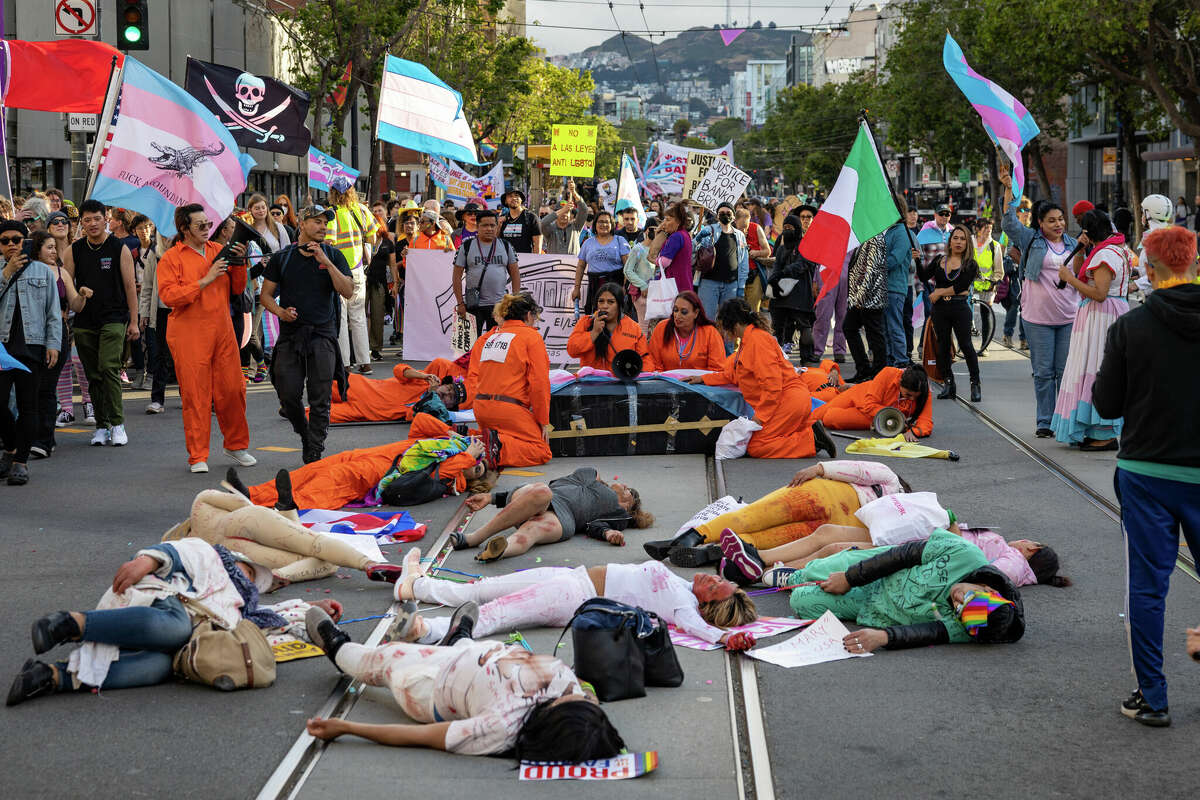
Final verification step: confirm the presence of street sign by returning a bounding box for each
[55,0,99,38]
[68,113,99,132]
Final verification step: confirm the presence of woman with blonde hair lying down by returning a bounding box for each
[381,549,759,651]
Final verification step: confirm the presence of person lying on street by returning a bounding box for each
[7,539,342,705]
[767,528,1025,652]
[451,466,654,563]
[646,459,910,565]
[383,549,758,651]
[303,607,627,761]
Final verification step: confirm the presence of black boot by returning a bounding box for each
[31,612,81,655]
[6,659,58,707]
[438,602,479,646]
[811,420,837,458]
[305,607,350,668]
[224,467,251,499]
[937,378,956,400]
[643,529,703,561]
[274,468,296,512]
[668,541,723,568]
[970,379,981,402]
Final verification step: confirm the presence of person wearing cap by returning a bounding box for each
[324,176,379,375]
[5,537,345,706]
[155,204,255,474]
[1071,199,1095,229]
[776,528,1025,652]
[412,210,454,252]
[326,361,461,423]
[1093,225,1200,728]
[693,201,748,336]
[499,188,541,254]
[260,204,354,464]
[453,209,521,336]
[1133,194,1175,296]
[540,180,588,256]
[453,201,482,248]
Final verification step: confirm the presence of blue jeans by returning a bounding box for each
[1023,319,1072,428]
[884,291,908,365]
[59,596,193,690]
[1116,468,1200,711]
[697,278,739,354]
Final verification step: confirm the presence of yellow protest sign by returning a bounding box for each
[270,635,326,663]
[550,124,598,177]
[683,150,722,200]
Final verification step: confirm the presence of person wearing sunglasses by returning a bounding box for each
[60,199,139,447]
[0,221,63,485]
[155,204,254,474]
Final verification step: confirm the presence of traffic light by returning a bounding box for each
[118,0,149,51]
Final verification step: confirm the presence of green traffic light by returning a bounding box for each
[123,26,142,43]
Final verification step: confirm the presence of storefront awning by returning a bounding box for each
[1141,147,1197,162]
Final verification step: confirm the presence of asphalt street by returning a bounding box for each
[2,335,1198,799]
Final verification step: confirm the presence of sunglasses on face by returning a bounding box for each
[0,236,23,245]
[193,220,213,230]
[49,219,68,226]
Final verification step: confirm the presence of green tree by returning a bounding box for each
[708,117,748,147]
[618,117,658,149]
[672,118,691,144]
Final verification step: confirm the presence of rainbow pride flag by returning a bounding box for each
[960,590,1013,636]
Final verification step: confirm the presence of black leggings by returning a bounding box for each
[931,296,979,382]
[0,355,42,463]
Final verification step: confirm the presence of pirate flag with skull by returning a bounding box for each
[184,57,312,156]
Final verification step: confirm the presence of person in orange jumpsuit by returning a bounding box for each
[566,282,651,371]
[472,293,553,468]
[426,352,469,382]
[327,362,453,423]
[799,359,844,402]
[809,364,932,440]
[246,412,488,509]
[156,205,252,473]
[689,298,836,459]
[646,290,728,371]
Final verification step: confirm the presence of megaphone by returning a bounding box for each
[872,407,907,437]
[611,349,643,382]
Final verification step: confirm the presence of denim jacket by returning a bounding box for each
[1002,206,1078,282]
[693,223,748,292]
[0,259,63,348]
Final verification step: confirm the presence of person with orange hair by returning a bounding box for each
[327,362,457,423]
[566,282,651,371]
[473,293,553,468]
[646,291,727,372]
[156,204,254,474]
[1094,223,1200,728]
[242,412,493,511]
[687,298,835,459]
[809,364,932,440]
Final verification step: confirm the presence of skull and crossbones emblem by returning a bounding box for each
[204,73,292,145]
[234,73,267,117]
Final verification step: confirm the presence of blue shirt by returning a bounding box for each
[578,235,630,274]
[883,223,915,294]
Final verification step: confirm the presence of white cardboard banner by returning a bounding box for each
[746,610,874,668]
[403,249,580,364]
[692,156,752,212]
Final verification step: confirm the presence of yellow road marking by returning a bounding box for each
[257,446,299,453]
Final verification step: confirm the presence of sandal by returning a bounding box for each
[476,536,508,563]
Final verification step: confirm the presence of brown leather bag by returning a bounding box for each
[920,320,953,383]
[173,596,276,691]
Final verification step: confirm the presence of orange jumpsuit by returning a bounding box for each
[646,320,728,372]
[473,319,553,467]
[799,359,844,402]
[328,362,429,423]
[248,413,476,509]
[808,365,933,437]
[567,315,651,371]
[426,354,469,382]
[702,325,816,459]
[157,241,249,465]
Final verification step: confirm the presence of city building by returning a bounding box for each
[786,33,816,88]
[812,4,880,87]
[741,60,787,127]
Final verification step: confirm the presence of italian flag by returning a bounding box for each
[799,121,899,301]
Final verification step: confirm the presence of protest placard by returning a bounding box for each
[519,752,659,781]
[691,157,752,212]
[683,150,722,199]
[746,610,873,668]
[550,124,597,177]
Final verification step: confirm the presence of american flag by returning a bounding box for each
[297,509,426,541]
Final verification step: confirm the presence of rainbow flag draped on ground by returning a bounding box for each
[942,33,1040,207]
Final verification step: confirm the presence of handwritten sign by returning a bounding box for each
[746,610,874,668]
[692,157,752,212]
[550,124,598,177]
[519,752,659,781]
[683,150,722,200]
[674,495,747,538]
[669,616,813,651]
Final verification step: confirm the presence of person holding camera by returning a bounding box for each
[156,204,254,474]
[452,209,520,337]
[259,206,355,464]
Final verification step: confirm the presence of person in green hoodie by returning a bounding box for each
[771,528,1025,651]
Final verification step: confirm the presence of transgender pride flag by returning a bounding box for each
[91,57,256,237]
[375,55,481,165]
[943,34,1040,208]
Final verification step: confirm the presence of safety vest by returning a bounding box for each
[326,203,372,268]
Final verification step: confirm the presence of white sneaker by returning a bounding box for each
[55,410,75,427]
[224,448,257,467]
[145,402,164,414]
[83,402,96,425]
[110,424,129,446]
[89,428,110,446]
[190,461,209,474]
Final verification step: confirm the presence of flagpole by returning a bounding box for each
[85,56,123,201]
[858,109,920,264]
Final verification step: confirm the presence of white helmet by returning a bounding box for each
[1141,194,1173,225]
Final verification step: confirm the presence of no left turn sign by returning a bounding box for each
[56,0,99,38]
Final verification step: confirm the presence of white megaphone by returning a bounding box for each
[872,407,907,438]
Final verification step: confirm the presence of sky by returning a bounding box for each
[523,0,859,56]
